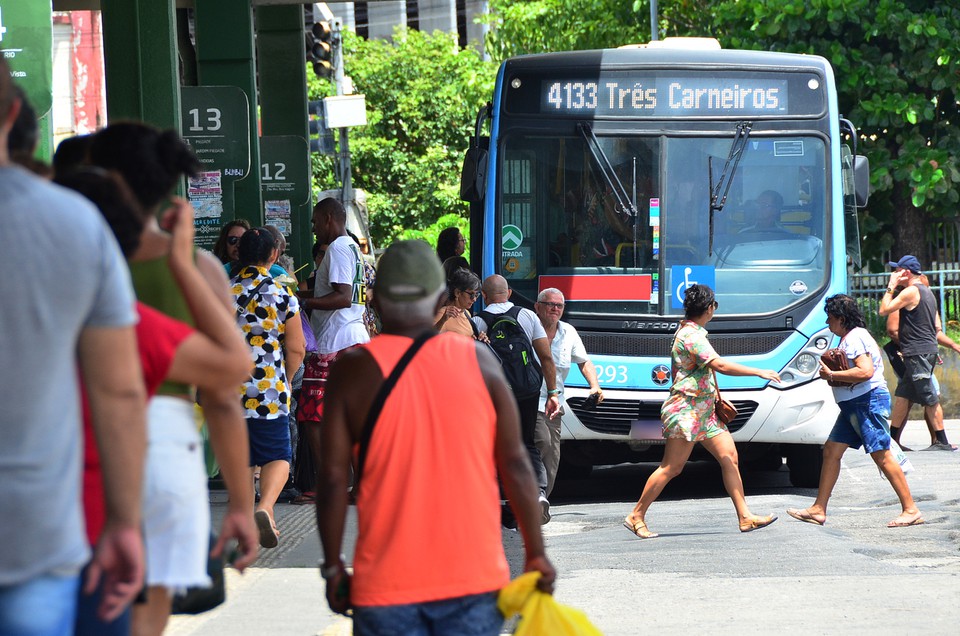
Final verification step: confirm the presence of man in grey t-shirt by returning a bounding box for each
[0,66,148,631]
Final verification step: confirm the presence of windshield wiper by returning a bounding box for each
[577,122,640,220]
[708,121,752,254]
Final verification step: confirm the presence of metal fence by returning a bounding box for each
[849,268,960,336]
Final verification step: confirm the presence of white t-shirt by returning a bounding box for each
[831,326,887,402]
[310,235,370,354]
[538,321,590,412]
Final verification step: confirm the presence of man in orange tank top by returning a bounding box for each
[316,240,556,635]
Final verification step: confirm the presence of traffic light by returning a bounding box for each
[306,21,334,79]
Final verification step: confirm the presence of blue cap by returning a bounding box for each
[887,255,922,274]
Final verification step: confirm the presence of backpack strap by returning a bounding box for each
[355,331,437,489]
[234,274,273,318]
[478,309,495,330]
[504,305,524,321]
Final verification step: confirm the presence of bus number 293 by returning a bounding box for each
[597,364,628,384]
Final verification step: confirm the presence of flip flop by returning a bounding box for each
[255,510,279,548]
[786,508,825,526]
[739,514,778,533]
[887,512,924,528]
[623,518,659,539]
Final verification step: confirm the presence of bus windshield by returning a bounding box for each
[498,132,828,316]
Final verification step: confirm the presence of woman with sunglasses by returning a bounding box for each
[213,219,251,268]
[435,268,483,338]
[623,283,781,539]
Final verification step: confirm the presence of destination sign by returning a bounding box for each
[542,78,788,116]
[504,70,824,118]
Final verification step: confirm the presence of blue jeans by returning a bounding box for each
[0,573,80,636]
[74,561,131,636]
[353,592,502,636]
[829,387,892,454]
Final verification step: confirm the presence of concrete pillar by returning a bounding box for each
[419,0,456,33]
[327,3,356,32]
[465,0,489,53]
[367,1,406,40]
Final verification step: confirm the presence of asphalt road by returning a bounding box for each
[168,421,960,635]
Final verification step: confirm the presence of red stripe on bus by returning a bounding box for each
[539,275,652,301]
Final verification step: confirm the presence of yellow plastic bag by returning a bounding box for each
[498,572,603,635]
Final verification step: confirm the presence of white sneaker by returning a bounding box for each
[539,494,551,525]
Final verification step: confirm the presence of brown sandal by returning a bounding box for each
[623,518,659,539]
[739,514,778,533]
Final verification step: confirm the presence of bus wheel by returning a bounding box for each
[785,444,823,488]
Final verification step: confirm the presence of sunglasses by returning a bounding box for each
[460,289,480,299]
[712,300,719,309]
[226,236,241,246]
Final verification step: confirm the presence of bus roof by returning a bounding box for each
[502,47,831,74]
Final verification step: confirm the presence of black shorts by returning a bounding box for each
[894,354,939,406]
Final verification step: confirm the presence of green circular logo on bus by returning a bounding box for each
[502,225,523,251]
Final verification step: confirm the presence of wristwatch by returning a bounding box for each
[885,287,895,295]
[319,557,345,580]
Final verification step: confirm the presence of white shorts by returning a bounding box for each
[142,396,211,590]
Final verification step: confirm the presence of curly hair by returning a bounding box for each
[447,267,481,302]
[436,227,463,263]
[824,294,865,331]
[682,283,716,319]
[213,219,251,263]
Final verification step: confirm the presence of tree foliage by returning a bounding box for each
[308,29,495,247]
[710,1,960,269]
[482,0,714,62]
[482,0,646,63]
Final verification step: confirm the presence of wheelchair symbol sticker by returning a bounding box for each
[671,265,716,309]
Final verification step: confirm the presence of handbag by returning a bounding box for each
[821,347,857,387]
[711,369,738,425]
[882,340,906,379]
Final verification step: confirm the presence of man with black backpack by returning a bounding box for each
[473,275,560,525]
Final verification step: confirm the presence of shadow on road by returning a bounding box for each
[551,461,818,505]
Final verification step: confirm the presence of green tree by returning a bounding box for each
[711,0,960,269]
[483,0,646,63]
[482,1,714,62]
[308,29,496,248]
[397,212,471,257]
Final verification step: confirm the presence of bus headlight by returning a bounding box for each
[773,327,834,389]
[795,353,818,374]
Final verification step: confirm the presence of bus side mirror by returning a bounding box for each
[854,155,869,207]
[460,136,488,203]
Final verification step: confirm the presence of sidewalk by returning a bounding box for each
[168,419,960,635]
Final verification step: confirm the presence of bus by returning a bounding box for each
[460,38,870,487]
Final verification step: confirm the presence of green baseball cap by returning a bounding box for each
[375,239,445,302]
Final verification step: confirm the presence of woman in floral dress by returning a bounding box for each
[232,228,306,548]
[623,284,781,538]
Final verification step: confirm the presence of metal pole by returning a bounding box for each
[650,0,659,41]
[331,17,353,204]
[939,272,947,331]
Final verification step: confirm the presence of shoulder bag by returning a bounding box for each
[711,369,739,425]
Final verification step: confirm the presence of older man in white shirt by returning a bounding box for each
[534,288,603,497]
